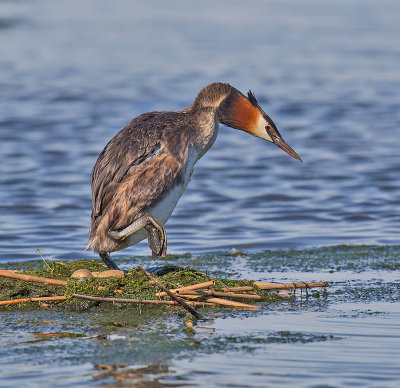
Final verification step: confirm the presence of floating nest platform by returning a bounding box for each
[0,260,328,318]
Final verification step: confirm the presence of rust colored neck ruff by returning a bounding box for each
[186,82,263,148]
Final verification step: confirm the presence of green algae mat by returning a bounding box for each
[0,259,327,314]
[1,246,399,386]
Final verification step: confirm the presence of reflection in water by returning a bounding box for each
[93,363,176,388]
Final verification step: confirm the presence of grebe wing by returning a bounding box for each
[90,112,189,231]
[91,113,161,219]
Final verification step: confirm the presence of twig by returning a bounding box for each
[224,281,329,291]
[203,297,260,310]
[180,289,294,301]
[137,265,200,319]
[195,326,215,331]
[203,290,264,300]
[0,296,67,306]
[254,281,329,290]
[0,270,67,286]
[155,280,214,297]
[222,286,255,292]
[177,290,264,300]
[71,293,211,307]
[176,292,260,309]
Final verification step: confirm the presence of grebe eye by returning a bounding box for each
[265,125,271,131]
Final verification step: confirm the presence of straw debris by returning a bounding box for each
[0,259,329,319]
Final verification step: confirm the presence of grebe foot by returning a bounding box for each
[146,224,167,260]
[99,252,120,270]
[107,214,167,259]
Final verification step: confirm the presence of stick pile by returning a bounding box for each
[155,279,328,311]
[0,268,329,318]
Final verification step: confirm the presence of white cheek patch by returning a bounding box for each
[255,116,273,142]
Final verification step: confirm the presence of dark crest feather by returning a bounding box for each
[247,90,259,107]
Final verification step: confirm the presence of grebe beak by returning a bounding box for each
[271,134,302,162]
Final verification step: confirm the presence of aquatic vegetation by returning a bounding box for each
[0,260,265,311]
[0,258,330,313]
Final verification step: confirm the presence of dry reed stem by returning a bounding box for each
[254,281,328,290]
[0,296,67,306]
[156,291,293,302]
[177,291,260,309]
[173,294,262,310]
[204,297,260,310]
[155,280,214,297]
[137,265,200,318]
[71,294,212,307]
[222,286,256,292]
[195,326,215,331]
[224,281,328,292]
[0,270,67,286]
[177,290,264,300]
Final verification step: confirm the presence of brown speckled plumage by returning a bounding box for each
[88,83,237,253]
[89,111,191,252]
[87,82,301,261]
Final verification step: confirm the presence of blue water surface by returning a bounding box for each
[0,0,399,387]
[1,0,399,262]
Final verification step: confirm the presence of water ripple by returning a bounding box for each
[0,0,399,263]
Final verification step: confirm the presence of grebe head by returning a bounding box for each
[217,88,302,162]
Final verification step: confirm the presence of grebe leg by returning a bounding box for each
[99,252,120,270]
[108,214,167,259]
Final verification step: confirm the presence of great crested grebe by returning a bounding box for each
[87,82,302,270]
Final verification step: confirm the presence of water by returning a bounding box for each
[0,0,399,386]
[1,247,399,387]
